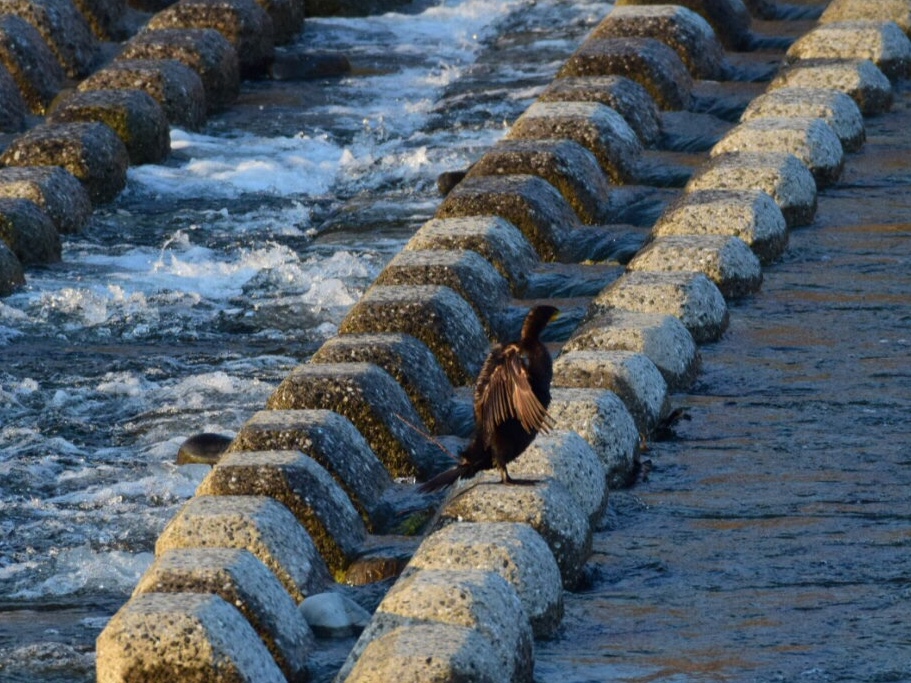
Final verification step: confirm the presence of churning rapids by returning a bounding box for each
[0,0,615,679]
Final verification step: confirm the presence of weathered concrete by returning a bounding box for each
[3,0,99,78]
[133,548,314,682]
[0,166,92,236]
[0,14,64,115]
[652,188,788,264]
[0,242,25,296]
[769,58,893,116]
[820,0,911,36]
[257,0,305,44]
[71,0,127,40]
[0,198,61,265]
[155,494,332,603]
[0,67,27,132]
[616,0,752,51]
[787,20,911,80]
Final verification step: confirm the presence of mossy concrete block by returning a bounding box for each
[616,0,752,50]
[338,570,533,683]
[312,334,456,435]
[155,494,332,603]
[258,0,304,44]
[0,166,92,235]
[120,28,240,112]
[769,59,893,116]
[628,234,763,299]
[405,217,539,296]
[540,75,661,147]
[266,361,449,479]
[509,430,608,523]
[565,309,698,391]
[435,478,590,588]
[653,189,787,264]
[506,101,642,184]
[342,623,502,683]
[712,117,845,188]
[408,522,562,638]
[553,350,669,434]
[787,20,911,80]
[196,450,367,575]
[548,387,640,489]
[338,284,490,386]
[686,151,818,228]
[71,0,126,40]
[49,89,170,165]
[741,87,865,153]
[466,139,613,225]
[592,4,727,79]
[375,250,511,337]
[0,242,24,296]
[0,122,129,205]
[821,0,911,36]
[229,408,393,528]
[436,175,579,262]
[0,14,65,115]
[558,37,693,110]
[133,548,314,682]
[147,0,275,78]
[0,198,61,265]
[96,592,286,683]
[78,58,207,131]
[4,0,99,78]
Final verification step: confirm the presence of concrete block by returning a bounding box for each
[3,0,99,78]
[96,592,286,683]
[155,495,332,603]
[821,0,911,36]
[653,188,788,264]
[564,310,698,390]
[741,87,865,152]
[592,4,727,79]
[404,217,539,296]
[0,66,24,133]
[311,334,457,435]
[342,623,502,683]
[466,139,613,224]
[435,174,578,262]
[71,0,126,40]
[435,478,591,588]
[0,242,24,296]
[0,198,60,265]
[375,250,511,337]
[558,36,693,110]
[787,20,911,80]
[133,548,314,682]
[266,361,450,479]
[509,430,608,523]
[0,166,92,235]
[616,0,752,50]
[408,522,563,638]
[506,101,642,184]
[686,151,818,228]
[627,234,763,299]
[147,0,275,78]
[119,28,240,112]
[539,75,661,147]
[712,117,844,188]
[196,450,367,574]
[0,15,64,115]
[338,570,533,683]
[0,122,129,205]
[49,90,170,166]
[591,270,729,343]
[78,58,207,131]
[553,350,669,433]
[769,59,893,116]
[338,284,490,386]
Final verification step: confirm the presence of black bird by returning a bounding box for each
[419,305,559,492]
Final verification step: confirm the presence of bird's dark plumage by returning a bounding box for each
[419,305,559,492]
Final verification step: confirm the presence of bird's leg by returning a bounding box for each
[498,463,514,485]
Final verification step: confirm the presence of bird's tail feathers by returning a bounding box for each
[418,460,483,493]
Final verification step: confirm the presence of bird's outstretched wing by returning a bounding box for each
[476,344,554,436]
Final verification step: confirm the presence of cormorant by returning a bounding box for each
[419,304,559,492]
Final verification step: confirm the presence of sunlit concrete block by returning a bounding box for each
[769,59,893,116]
[616,0,752,50]
[3,0,99,78]
[787,20,911,80]
[558,36,693,110]
[686,151,818,228]
[821,0,911,36]
[0,198,60,265]
[133,548,314,682]
[156,495,332,603]
[196,450,367,574]
[0,14,64,114]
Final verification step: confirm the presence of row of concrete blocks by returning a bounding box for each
[95,1,911,682]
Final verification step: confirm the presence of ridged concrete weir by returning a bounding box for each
[3,0,907,679]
